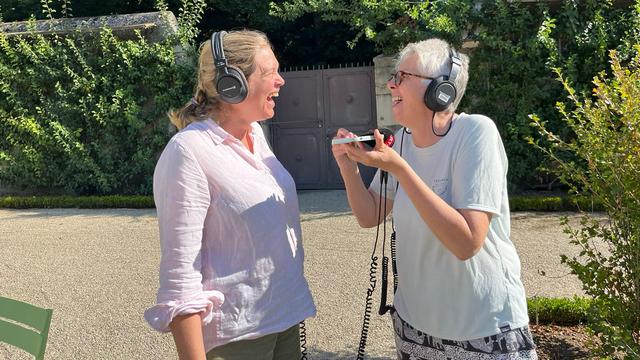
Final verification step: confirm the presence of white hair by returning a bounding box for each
[396,38,470,112]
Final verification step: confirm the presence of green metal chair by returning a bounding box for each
[0,296,53,360]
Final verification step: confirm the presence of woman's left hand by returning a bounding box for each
[345,129,405,173]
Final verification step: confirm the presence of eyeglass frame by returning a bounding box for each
[388,70,434,86]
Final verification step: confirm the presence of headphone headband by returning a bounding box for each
[423,45,462,112]
[212,31,228,70]
[448,47,462,83]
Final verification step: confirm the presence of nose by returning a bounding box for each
[387,78,396,91]
[276,72,285,87]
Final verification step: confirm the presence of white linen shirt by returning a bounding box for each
[144,118,316,351]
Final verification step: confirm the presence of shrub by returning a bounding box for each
[530,46,640,357]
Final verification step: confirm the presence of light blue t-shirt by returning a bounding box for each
[370,113,529,341]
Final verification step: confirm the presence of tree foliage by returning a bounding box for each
[0,0,377,67]
[270,0,472,54]
[271,0,640,190]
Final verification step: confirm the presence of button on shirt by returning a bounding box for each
[144,119,316,351]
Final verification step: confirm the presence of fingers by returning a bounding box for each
[345,141,365,161]
[373,129,384,149]
[332,128,359,168]
[334,128,354,138]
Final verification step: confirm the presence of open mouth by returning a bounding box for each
[392,96,402,106]
[267,92,279,103]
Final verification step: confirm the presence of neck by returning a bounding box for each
[213,108,253,140]
[221,121,252,140]
[411,111,455,147]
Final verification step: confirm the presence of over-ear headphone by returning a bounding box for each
[211,31,248,104]
[424,47,462,112]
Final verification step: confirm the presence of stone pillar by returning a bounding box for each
[373,54,398,130]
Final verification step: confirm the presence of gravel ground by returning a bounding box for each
[0,190,600,359]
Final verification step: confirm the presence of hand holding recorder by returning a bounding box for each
[332,128,405,174]
[331,129,395,148]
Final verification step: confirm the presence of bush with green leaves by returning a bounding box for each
[0,0,207,195]
[530,46,640,357]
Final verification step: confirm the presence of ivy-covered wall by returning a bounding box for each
[0,4,203,195]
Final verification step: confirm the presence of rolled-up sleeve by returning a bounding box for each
[144,140,224,333]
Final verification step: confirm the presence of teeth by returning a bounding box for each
[393,96,402,102]
[269,92,279,98]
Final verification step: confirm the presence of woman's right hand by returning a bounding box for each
[331,128,359,171]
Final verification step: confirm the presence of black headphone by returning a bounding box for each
[211,31,248,104]
[424,47,462,112]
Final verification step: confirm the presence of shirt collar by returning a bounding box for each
[202,118,233,145]
[202,118,260,146]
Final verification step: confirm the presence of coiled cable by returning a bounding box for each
[356,167,388,359]
[300,321,308,359]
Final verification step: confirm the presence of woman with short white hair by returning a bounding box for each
[332,38,537,359]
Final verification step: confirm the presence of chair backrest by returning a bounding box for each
[0,296,53,360]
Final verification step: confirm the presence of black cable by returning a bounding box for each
[355,255,378,360]
[390,231,398,293]
[299,321,308,360]
[356,129,409,358]
[379,174,392,316]
[389,129,407,293]
[431,111,453,137]
[355,170,386,360]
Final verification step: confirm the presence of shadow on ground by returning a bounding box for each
[307,347,393,360]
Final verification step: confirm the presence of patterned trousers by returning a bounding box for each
[391,310,538,360]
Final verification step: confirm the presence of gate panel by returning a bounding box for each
[271,66,377,189]
[271,71,326,189]
[323,67,377,188]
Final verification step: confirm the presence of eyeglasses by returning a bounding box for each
[388,70,434,86]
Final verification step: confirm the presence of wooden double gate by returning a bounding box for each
[268,66,378,189]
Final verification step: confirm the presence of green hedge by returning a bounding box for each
[0,194,604,210]
[0,195,154,208]
[528,296,592,326]
[3,2,638,194]
[509,195,604,212]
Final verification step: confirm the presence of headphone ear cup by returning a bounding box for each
[216,65,248,104]
[424,78,456,112]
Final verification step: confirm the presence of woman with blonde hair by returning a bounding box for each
[145,29,316,360]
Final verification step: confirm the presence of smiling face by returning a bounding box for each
[387,53,432,127]
[234,47,284,122]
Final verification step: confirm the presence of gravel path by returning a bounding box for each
[0,190,597,359]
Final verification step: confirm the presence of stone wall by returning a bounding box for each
[0,11,178,42]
